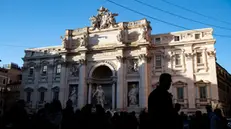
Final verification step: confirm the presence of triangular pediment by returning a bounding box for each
[172,81,187,86]
[24,87,34,92]
[38,87,47,92]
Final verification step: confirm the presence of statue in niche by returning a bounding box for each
[89,6,118,30]
[70,64,79,77]
[79,34,88,47]
[128,84,138,106]
[92,85,105,107]
[69,86,78,106]
[132,59,139,72]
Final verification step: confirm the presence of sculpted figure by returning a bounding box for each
[89,7,118,30]
[71,64,79,77]
[128,84,138,105]
[108,12,118,27]
[133,60,139,72]
[89,16,98,30]
[69,86,77,106]
[80,34,88,47]
[92,85,105,107]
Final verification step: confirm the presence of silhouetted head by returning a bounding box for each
[44,103,50,109]
[214,108,222,117]
[66,99,73,108]
[195,110,202,117]
[159,73,172,90]
[206,105,212,113]
[175,103,181,112]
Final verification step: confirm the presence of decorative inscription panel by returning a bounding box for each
[89,31,120,46]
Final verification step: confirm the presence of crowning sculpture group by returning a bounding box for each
[90,6,118,30]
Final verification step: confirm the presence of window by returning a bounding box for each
[155,38,161,44]
[56,64,61,74]
[2,79,5,84]
[174,36,180,41]
[29,67,34,76]
[53,91,59,100]
[42,65,48,74]
[175,54,181,66]
[195,34,200,39]
[40,92,45,102]
[199,86,207,99]
[177,87,184,100]
[155,55,162,69]
[196,52,203,64]
[26,92,31,102]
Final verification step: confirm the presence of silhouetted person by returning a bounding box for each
[35,103,51,129]
[212,108,227,129]
[148,73,176,129]
[47,100,63,129]
[175,103,184,129]
[139,108,149,129]
[190,110,207,129]
[62,99,74,129]
[206,105,215,129]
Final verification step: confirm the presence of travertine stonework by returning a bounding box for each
[21,7,230,114]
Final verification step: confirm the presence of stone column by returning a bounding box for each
[138,54,149,108]
[78,59,87,108]
[88,83,92,104]
[116,56,125,109]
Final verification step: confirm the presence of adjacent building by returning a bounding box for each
[0,63,22,115]
[21,7,231,115]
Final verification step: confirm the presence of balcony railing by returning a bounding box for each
[195,98,211,108]
[25,101,32,108]
[173,99,188,108]
[36,101,46,109]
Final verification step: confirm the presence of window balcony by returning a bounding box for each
[36,101,46,109]
[173,99,188,109]
[195,98,211,108]
[25,101,32,108]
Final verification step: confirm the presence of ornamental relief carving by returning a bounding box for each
[70,63,80,77]
[207,50,216,57]
[127,58,139,74]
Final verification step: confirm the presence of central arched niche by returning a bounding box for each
[92,65,113,79]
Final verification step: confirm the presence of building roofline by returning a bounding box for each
[216,62,231,76]
[25,45,62,51]
[152,28,213,36]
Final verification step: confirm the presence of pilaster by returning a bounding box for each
[78,58,87,108]
[60,61,68,108]
[138,54,149,108]
[116,56,125,109]
[184,49,196,109]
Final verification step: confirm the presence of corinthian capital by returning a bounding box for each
[116,56,125,63]
[138,54,151,62]
[79,59,87,65]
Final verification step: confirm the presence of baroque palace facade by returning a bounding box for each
[21,7,231,114]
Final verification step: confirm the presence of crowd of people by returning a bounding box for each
[0,73,229,129]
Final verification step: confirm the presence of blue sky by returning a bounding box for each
[0,0,231,73]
